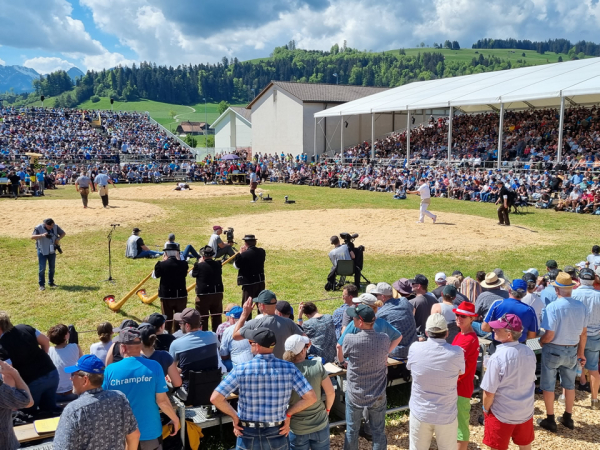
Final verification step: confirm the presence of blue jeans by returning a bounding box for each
[25,369,59,413]
[236,424,289,450]
[181,245,200,260]
[289,424,330,450]
[38,251,56,287]
[584,334,600,371]
[344,393,387,450]
[134,250,163,259]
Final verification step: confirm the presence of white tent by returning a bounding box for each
[314,57,600,165]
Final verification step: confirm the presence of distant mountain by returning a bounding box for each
[67,67,84,81]
[0,65,40,93]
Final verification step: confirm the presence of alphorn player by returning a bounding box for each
[154,243,189,333]
[191,246,224,333]
[234,234,266,312]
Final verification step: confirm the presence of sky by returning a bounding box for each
[0,0,599,74]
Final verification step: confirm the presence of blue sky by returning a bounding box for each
[0,0,599,74]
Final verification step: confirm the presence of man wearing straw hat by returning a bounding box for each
[538,272,588,432]
[473,272,509,337]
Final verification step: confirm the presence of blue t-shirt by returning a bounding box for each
[169,330,219,379]
[338,317,401,346]
[484,298,539,343]
[103,356,168,441]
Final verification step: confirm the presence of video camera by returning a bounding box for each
[45,232,63,254]
[224,227,235,245]
[339,232,359,244]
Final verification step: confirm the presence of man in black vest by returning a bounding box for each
[495,180,512,226]
[154,243,189,333]
[192,246,224,332]
[234,234,266,309]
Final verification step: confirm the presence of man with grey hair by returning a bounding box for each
[571,267,600,409]
[538,273,588,432]
[407,313,464,450]
[93,170,115,208]
[74,171,92,208]
[480,314,536,450]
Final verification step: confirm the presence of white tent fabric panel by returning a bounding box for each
[314,57,600,118]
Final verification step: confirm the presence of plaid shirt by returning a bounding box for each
[215,353,312,422]
[332,304,349,339]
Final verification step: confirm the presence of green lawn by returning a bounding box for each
[398,47,572,65]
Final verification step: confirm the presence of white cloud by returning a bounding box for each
[81,51,136,71]
[0,57,5,66]
[23,57,75,74]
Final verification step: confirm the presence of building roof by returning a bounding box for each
[247,81,390,109]
[177,122,207,133]
[315,56,600,118]
[210,106,252,129]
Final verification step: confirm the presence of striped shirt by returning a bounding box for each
[215,353,312,422]
[342,329,390,407]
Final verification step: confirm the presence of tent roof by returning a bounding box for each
[314,57,600,118]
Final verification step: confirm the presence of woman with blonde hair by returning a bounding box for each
[283,335,335,450]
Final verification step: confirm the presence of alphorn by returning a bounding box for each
[104,272,152,312]
[137,252,240,305]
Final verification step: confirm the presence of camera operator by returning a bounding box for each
[31,218,66,291]
[341,233,365,289]
[208,226,236,260]
[325,236,353,291]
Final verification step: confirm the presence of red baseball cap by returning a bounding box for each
[213,225,222,231]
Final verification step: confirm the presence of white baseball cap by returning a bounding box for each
[426,313,448,333]
[284,335,309,355]
[435,272,447,282]
[352,293,378,306]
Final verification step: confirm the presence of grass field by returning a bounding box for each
[398,47,571,65]
[1,182,597,449]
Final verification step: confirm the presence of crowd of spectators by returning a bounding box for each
[2,245,600,449]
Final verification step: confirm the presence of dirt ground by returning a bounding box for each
[0,199,165,238]
[212,208,553,256]
[329,391,600,449]
[109,183,262,200]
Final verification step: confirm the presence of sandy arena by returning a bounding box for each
[109,183,264,201]
[212,208,554,255]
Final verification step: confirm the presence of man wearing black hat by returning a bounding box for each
[234,234,266,307]
[211,328,317,449]
[495,180,512,226]
[192,246,224,332]
[154,243,189,333]
[125,228,162,259]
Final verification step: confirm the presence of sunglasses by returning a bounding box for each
[70,371,86,379]
[455,314,471,319]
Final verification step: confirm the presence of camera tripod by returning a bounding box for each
[101,224,120,284]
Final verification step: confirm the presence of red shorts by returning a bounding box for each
[483,411,534,450]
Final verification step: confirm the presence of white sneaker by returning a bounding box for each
[416,221,424,224]
[433,215,437,224]
[558,394,565,404]
[250,200,256,203]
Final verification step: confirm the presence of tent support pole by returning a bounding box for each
[371,113,375,159]
[497,103,504,169]
[313,117,317,161]
[406,111,411,165]
[341,115,344,164]
[447,106,453,164]
[557,96,565,163]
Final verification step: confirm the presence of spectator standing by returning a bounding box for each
[571,268,600,409]
[0,360,33,450]
[431,285,459,344]
[482,279,539,346]
[89,322,113,363]
[451,302,479,450]
[521,273,545,326]
[332,283,358,338]
[154,243,189,333]
[233,234,266,307]
[538,273,588,432]
[54,355,140,450]
[540,269,561,306]
[373,281,418,358]
[298,302,337,363]
[473,272,509,336]
[407,313,464,450]
[480,315,537,450]
[0,312,59,414]
[283,335,335,450]
[342,304,391,450]
[210,328,317,450]
[220,306,253,371]
[192,245,224,332]
[233,290,304,359]
[409,274,438,335]
[93,170,115,208]
[7,170,21,199]
[31,218,66,291]
[103,328,179,448]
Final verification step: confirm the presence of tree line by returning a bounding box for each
[472,38,600,58]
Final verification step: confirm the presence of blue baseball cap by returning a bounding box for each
[226,306,243,319]
[64,354,105,374]
[510,279,528,292]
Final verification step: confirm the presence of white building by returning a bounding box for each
[211,106,252,152]
[247,81,393,158]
